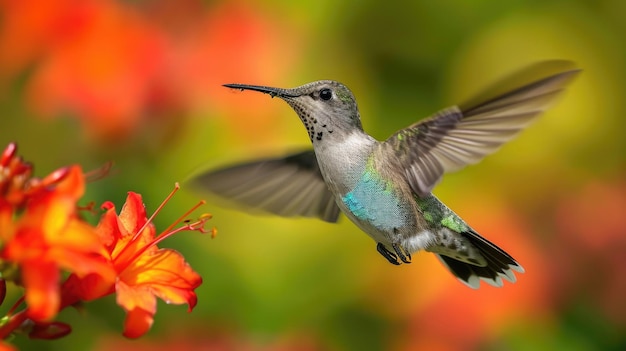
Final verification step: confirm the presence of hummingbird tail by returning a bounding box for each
[436,230,524,289]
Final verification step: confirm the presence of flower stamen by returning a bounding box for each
[84,161,114,183]
[160,199,207,237]
[112,185,210,273]
[131,183,180,243]
[125,208,211,269]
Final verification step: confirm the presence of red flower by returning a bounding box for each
[66,190,205,338]
[0,165,115,322]
[0,143,208,345]
[1,143,115,322]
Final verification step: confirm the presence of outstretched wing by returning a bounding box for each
[191,150,341,222]
[383,60,580,197]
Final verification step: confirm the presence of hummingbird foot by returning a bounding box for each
[376,242,401,265]
[392,243,412,264]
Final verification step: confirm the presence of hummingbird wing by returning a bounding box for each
[191,150,341,223]
[383,60,580,197]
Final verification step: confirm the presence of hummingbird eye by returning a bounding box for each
[319,88,333,101]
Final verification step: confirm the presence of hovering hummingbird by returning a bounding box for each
[193,61,579,288]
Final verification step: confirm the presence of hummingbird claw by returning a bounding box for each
[392,243,412,264]
[377,242,401,265]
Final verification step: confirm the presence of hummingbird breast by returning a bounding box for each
[341,164,413,232]
[314,134,421,244]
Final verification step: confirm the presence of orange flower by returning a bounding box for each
[0,0,171,142]
[553,180,626,325]
[0,142,35,216]
[0,143,207,345]
[0,165,115,322]
[0,142,87,212]
[0,341,16,351]
[65,190,205,338]
[1,1,302,145]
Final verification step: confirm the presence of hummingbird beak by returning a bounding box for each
[223,83,298,98]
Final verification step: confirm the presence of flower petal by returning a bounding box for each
[29,321,72,340]
[0,202,14,241]
[115,280,156,318]
[22,260,60,322]
[116,280,155,339]
[122,307,154,339]
[51,216,110,258]
[51,247,115,284]
[46,165,84,200]
[0,280,6,306]
[96,202,122,249]
[121,248,201,309]
[118,192,147,236]
[61,272,114,304]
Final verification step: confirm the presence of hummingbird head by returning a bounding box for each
[224,80,363,143]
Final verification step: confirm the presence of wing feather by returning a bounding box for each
[383,60,580,196]
[191,150,340,222]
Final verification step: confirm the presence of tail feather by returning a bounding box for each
[436,230,524,289]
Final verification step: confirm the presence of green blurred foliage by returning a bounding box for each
[1,0,625,350]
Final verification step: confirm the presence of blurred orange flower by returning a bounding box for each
[553,180,626,325]
[25,0,168,142]
[0,341,15,351]
[0,0,301,145]
[394,202,551,351]
[171,1,301,115]
[65,191,204,338]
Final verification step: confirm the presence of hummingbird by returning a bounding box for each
[193,61,579,288]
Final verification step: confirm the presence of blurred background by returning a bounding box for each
[1,0,625,350]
